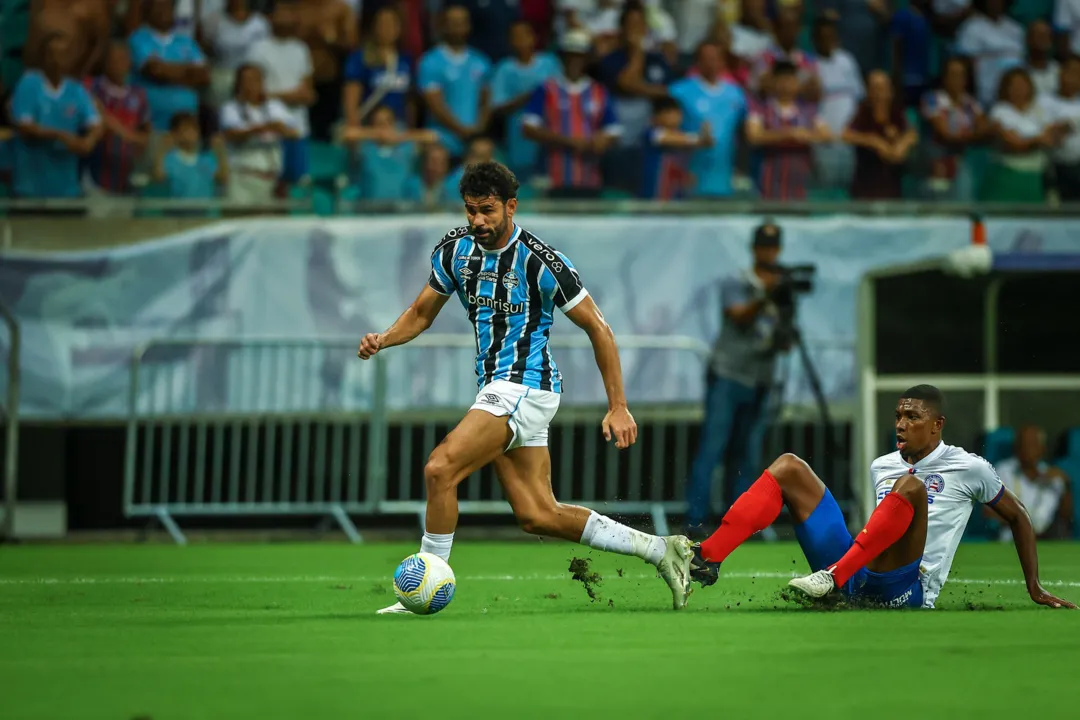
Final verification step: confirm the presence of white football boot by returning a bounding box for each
[376,602,413,615]
[655,535,694,610]
[787,569,837,599]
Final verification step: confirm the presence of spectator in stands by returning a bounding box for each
[343,103,438,200]
[219,64,301,203]
[342,6,416,130]
[446,134,498,189]
[153,111,228,199]
[844,70,918,200]
[746,60,832,200]
[1025,20,1060,98]
[701,20,752,90]
[246,3,316,185]
[27,0,110,76]
[984,66,1065,202]
[670,40,748,198]
[994,426,1073,541]
[639,95,711,200]
[126,0,219,37]
[522,29,619,199]
[921,56,986,200]
[85,42,151,196]
[1055,0,1080,57]
[204,0,271,109]
[812,13,863,191]
[1045,56,1080,200]
[457,0,521,62]
[673,0,747,59]
[10,33,103,199]
[489,20,560,181]
[412,142,455,204]
[419,5,492,158]
[890,0,934,108]
[729,0,773,68]
[753,8,821,102]
[816,0,891,75]
[954,0,1024,107]
[294,0,359,141]
[130,0,210,134]
[596,2,674,193]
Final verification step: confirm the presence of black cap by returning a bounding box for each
[753,222,782,248]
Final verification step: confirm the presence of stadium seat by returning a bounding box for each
[979,427,1015,466]
[1054,457,1080,539]
[1062,427,1080,460]
[307,141,349,185]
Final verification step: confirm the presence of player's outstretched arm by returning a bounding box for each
[357,286,449,360]
[991,488,1077,609]
[565,296,637,449]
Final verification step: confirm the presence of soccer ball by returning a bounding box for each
[392,552,456,615]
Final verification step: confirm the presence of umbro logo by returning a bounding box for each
[459,267,473,276]
[479,393,501,406]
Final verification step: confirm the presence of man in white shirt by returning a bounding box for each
[1044,55,1080,198]
[955,3,1024,107]
[690,385,1075,610]
[995,426,1072,540]
[1054,0,1080,56]
[811,14,864,188]
[245,2,316,183]
[1026,20,1060,98]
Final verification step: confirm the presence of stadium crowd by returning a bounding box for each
[4,0,1080,207]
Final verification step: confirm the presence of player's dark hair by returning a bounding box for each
[652,95,681,115]
[772,60,798,77]
[900,385,947,416]
[169,111,199,132]
[459,161,519,202]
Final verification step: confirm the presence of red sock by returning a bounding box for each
[699,471,783,563]
[829,492,915,587]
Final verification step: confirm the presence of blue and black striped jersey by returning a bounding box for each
[428,224,588,392]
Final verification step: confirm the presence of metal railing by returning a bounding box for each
[122,334,850,544]
[0,298,20,541]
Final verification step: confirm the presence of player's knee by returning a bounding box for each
[424,450,458,493]
[767,453,811,488]
[891,474,927,505]
[515,504,558,537]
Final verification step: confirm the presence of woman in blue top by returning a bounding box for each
[341,7,415,130]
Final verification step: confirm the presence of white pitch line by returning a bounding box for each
[0,571,1079,588]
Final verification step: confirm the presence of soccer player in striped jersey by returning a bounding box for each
[360,161,695,613]
[689,385,1076,610]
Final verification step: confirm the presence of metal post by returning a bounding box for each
[983,277,1005,432]
[0,300,20,541]
[855,276,877,528]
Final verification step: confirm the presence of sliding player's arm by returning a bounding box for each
[359,241,457,359]
[358,286,450,359]
[990,488,1077,609]
[565,295,637,450]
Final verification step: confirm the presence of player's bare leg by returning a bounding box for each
[494,448,694,610]
[377,410,510,615]
[788,474,927,598]
[690,453,828,585]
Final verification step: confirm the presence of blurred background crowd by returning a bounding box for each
[2,0,1080,209]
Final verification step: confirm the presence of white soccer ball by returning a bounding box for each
[392,552,456,615]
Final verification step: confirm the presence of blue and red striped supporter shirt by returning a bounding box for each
[522,76,619,190]
[84,77,149,192]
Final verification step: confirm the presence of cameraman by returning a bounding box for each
[686,222,790,536]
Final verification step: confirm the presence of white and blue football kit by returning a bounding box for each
[795,442,1006,608]
[428,224,588,449]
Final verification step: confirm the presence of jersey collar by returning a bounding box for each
[479,224,521,255]
[903,441,947,472]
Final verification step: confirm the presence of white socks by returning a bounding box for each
[579,512,667,566]
[421,531,455,562]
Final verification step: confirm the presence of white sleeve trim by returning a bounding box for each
[559,288,589,313]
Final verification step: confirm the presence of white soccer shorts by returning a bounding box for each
[469,379,560,450]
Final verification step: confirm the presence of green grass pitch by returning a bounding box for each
[3,540,1079,719]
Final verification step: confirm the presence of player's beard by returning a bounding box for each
[472,218,509,249]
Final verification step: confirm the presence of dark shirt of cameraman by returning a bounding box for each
[686,223,787,533]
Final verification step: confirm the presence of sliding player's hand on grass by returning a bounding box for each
[357,333,381,360]
[1029,586,1077,609]
[603,406,637,449]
